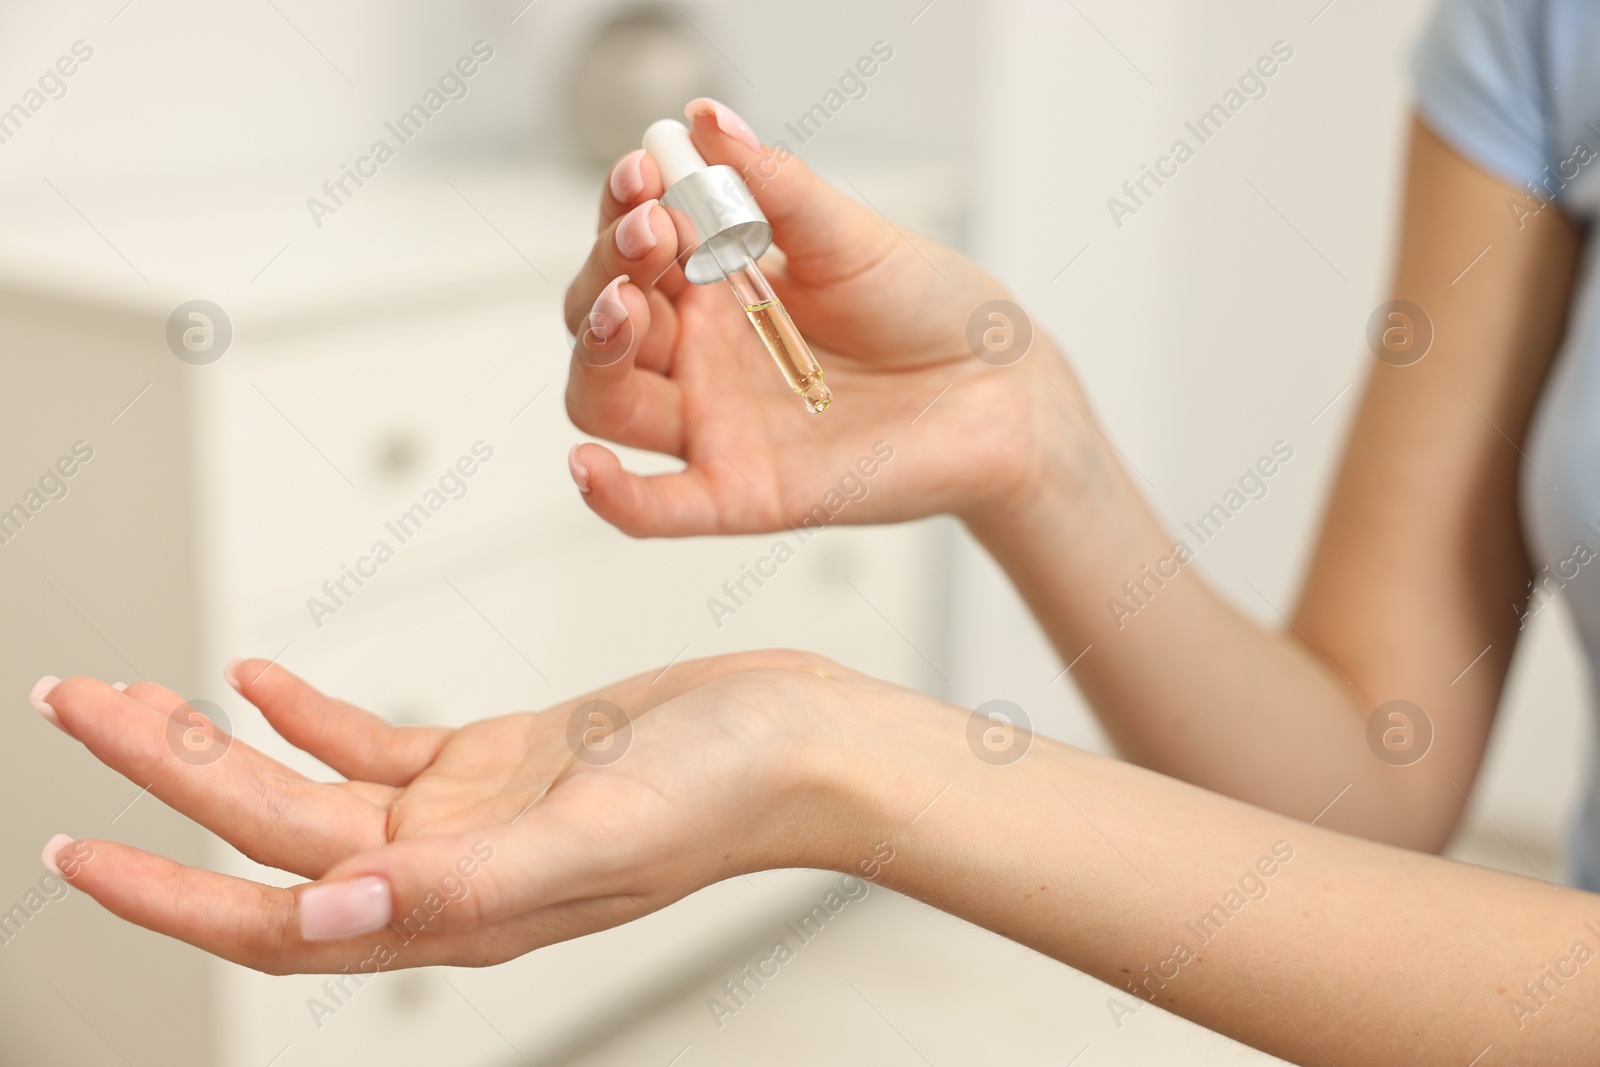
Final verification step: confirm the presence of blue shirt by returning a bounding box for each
[1413,0,1600,888]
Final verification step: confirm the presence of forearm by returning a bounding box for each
[813,699,1600,1066]
[965,370,1411,842]
[957,120,1585,850]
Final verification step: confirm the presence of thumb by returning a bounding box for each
[297,825,564,941]
[683,97,896,283]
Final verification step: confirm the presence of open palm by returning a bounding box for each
[40,650,852,972]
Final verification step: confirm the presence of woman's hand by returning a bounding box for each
[562,97,1087,537]
[36,651,892,973]
[37,654,1600,1066]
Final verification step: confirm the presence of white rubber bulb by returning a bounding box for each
[643,118,707,188]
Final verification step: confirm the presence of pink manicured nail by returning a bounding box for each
[112,682,129,692]
[29,675,63,730]
[609,148,646,202]
[223,658,243,692]
[587,275,630,344]
[568,445,592,494]
[41,834,74,877]
[615,200,659,260]
[299,876,392,941]
[685,97,761,151]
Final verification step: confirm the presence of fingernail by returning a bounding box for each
[586,275,630,344]
[29,675,64,730]
[299,876,392,941]
[568,445,591,494]
[615,200,659,260]
[685,97,761,152]
[112,682,128,692]
[609,148,646,202]
[41,834,74,877]
[223,658,244,692]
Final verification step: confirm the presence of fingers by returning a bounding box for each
[587,148,684,379]
[53,837,302,972]
[300,656,849,938]
[562,209,695,459]
[598,147,664,231]
[51,832,657,973]
[49,837,488,973]
[43,677,386,878]
[568,441,725,537]
[44,650,847,974]
[593,97,896,295]
[564,281,692,459]
[227,658,450,788]
[563,198,685,339]
[683,97,898,283]
[311,820,598,939]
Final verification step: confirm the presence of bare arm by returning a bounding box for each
[559,103,1581,850]
[847,689,1600,1067]
[43,658,1600,1066]
[969,117,1584,849]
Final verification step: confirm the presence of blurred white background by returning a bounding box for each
[0,1,1588,1065]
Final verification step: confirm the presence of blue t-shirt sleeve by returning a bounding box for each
[1411,0,1551,194]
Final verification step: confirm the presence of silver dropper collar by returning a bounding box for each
[660,165,772,285]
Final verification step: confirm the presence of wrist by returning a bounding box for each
[783,677,1088,921]
[953,338,1096,529]
[764,673,967,876]
[961,352,1166,565]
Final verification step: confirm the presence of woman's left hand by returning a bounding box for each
[35,650,900,973]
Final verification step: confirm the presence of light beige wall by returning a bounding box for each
[0,295,213,1065]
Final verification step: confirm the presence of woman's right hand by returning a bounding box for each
[562,97,1092,537]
